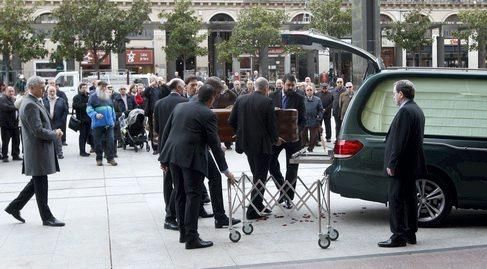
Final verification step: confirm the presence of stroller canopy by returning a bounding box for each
[126,109,145,127]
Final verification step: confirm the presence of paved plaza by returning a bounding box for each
[1,129,487,269]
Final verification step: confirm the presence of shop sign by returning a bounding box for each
[81,50,111,65]
[126,49,154,65]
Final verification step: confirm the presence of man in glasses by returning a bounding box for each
[339,82,355,122]
[332,78,346,139]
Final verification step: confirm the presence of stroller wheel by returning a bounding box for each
[134,146,138,153]
[122,142,126,150]
[146,145,150,152]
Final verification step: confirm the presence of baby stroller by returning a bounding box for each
[120,109,150,152]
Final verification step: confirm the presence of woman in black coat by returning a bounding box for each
[72,83,93,156]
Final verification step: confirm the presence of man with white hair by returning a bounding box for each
[229,77,283,219]
[5,75,65,226]
[42,86,68,159]
[154,78,188,231]
[86,81,117,166]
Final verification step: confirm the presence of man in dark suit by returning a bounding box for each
[4,76,65,227]
[153,78,188,231]
[47,79,69,145]
[159,84,235,249]
[268,74,306,209]
[43,86,69,159]
[331,78,346,139]
[143,76,165,153]
[0,86,22,162]
[379,79,426,248]
[315,83,333,143]
[229,77,282,220]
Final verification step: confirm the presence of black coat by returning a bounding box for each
[72,92,91,123]
[384,100,427,177]
[43,97,68,129]
[143,86,160,115]
[316,90,333,118]
[153,92,188,149]
[229,91,278,155]
[114,94,136,113]
[332,86,346,118]
[269,89,306,131]
[0,95,18,129]
[158,101,228,177]
[56,90,69,107]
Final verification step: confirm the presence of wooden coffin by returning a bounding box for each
[212,108,299,143]
[276,109,299,143]
[212,109,235,142]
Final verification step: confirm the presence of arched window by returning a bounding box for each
[35,13,58,23]
[291,13,311,24]
[209,13,234,22]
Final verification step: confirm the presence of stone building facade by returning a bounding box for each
[6,0,487,82]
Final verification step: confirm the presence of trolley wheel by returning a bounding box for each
[122,143,126,150]
[134,146,138,153]
[146,144,150,152]
[242,223,253,235]
[229,230,241,243]
[318,237,331,249]
[328,229,339,241]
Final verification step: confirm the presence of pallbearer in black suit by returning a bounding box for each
[159,84,236,249]
[229,77,283,220]
[379,80,427,248]
[153,78,188,231]
[268,74,306,209]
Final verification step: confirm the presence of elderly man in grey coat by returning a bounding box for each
[4,76,65,227]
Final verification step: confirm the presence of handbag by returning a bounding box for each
[68,108,81,132]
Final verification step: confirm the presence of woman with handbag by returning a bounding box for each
[72,83,93,157]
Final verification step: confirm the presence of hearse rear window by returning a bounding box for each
[361,77,487,138]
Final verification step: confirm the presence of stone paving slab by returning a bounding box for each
[1,128,487,268]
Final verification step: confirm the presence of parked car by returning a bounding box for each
[283,30,487,227]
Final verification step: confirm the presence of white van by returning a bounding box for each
[54,71,151,107]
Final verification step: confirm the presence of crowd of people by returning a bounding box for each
[0,71,359,250]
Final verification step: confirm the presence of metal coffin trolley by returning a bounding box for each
[226,142,339,249]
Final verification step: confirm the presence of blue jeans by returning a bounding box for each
[92,126,114,161]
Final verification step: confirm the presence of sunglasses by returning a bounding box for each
[346,86,352,89]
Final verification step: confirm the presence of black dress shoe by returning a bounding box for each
[5,208,25,223]
[284,199,294,209]
[164,219,179,231]
[2,158,9,162]
[246,211,261,220]
[179,233,186,243]
[80,152,90,157]
[406,233,417,244]
[43,218,65,227]
[378,237,406,248]
[185,238,213,249]
[62,142,68,146]
[263,207,272,214]
[12,156,22,161]
[215,216,241,228]
[202,195,211,204]
[199,207,214,218]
